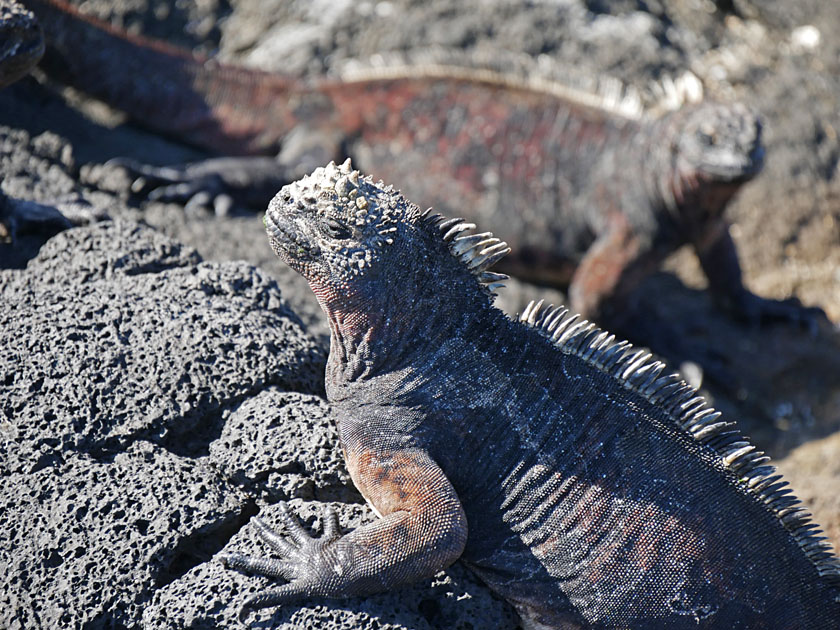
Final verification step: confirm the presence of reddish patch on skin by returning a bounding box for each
[310,284,381,336]
[619,504,706,576]
[568,212,644,319]
[547,477,708,592]
[328,77,618,216]
[345,446,443,517]
[342,443,468,568]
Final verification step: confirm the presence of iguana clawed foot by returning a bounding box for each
[0,190,104,242]
[106,156,290,217]
[725,290,830,335]
[219,503,343,623]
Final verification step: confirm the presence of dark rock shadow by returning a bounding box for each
[622,271,840,458]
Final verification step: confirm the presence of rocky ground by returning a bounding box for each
[1,0,839,628]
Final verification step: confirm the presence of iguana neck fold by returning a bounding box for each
[318,242,496,392]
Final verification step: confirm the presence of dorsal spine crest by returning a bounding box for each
[425,213,511,295]
[337,47,705,121]
[519,299,840,585]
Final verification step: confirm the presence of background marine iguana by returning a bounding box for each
[12,0,829,354]
[221,159,840,628]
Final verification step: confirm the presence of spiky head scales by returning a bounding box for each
[265,159,509,308]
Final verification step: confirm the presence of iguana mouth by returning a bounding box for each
[265,209,298,251]
[265,205,320,261]
[0,31,44,88]
[699,143,765,181]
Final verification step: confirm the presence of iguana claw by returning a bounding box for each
[220,503,344,623]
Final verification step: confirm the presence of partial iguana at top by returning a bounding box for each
[9,1,829,350]
[0,0,42,88]
[220,159,840,628]
[0,0,109,241]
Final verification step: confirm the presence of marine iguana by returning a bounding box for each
[0,0,42,88]
[14,0,828,339]
[220,159,840,628]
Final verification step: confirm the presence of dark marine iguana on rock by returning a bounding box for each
[9,0,828,341]
[219,159,840,628]
[0,0,42,88]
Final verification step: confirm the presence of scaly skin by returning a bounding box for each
[220,160,840,628]
[0,0,43,88]
[20,0,831,364]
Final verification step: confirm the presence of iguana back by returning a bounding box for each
[386,301,837,628]
[332,267,839,629]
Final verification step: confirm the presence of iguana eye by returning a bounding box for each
[324,217,352,240]
[698,125,717,146]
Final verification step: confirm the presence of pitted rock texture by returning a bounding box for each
[210,389,356,503]
[143,500,519,630]
[27,214,202,279]
[0,126,77,201]
[0,220,324,475]
[0,140,516,628]
[0,441,244,630]
[0,218,334,628]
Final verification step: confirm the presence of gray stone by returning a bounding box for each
[0,217,330,628]
[0,441,244,630]
[210,388,356,503]
[0,219,324,476]
[23,216,201,280]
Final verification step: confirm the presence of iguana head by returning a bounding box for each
[0,0,45,89]
[265,159,508,349]
[673,102,765,183]
[653,102,765,219]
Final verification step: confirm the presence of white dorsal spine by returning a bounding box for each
[427,214,511,296]
[337,47,704,121]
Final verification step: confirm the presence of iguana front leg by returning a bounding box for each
[571,214,742,387]
[107,155,292,216]
[221,446,468,621]
[567,213,649,322]
[0,190,105,242]
[694,218,829,332]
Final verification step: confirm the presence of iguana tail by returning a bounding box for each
[27,0,303,155]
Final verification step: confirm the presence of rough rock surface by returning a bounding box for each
[0,216,332,627]
[2,1,840,628]
[209,389,356,504]
[1,220,324,474]
[0,442,243,630]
